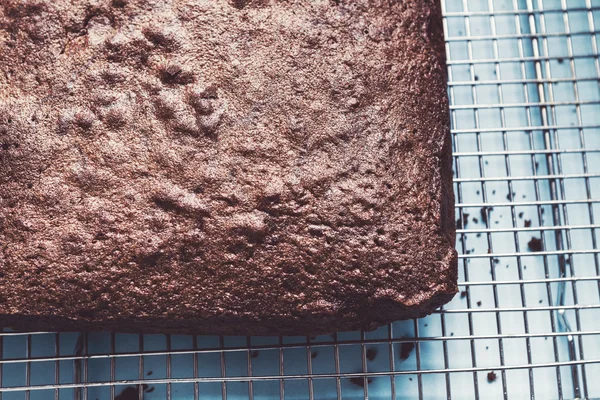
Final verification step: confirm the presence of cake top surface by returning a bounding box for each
[0,0,455,328]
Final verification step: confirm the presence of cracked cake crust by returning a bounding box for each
[0,0,456,335]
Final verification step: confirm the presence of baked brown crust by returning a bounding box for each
[0,0,456,335]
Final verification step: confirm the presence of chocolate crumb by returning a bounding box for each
[472,217,479,224]
[399,342,415,360]
[251,350,260,358]
[115,387,139,400]
[476,233,481,237]
[480,207,493,225]
[456,213,469,229]
[460,290,467,298]
[524,219,532,228]
[311,351,319,359]
[147,370,153,376]
[476,190,480,195]
[518,212,524,219]
[366,348,377,361]
[409,377,413,381]
[528,237,543,252]
[474,75,479,81]
[492,190,496,195]
[557,57,564,63]
[349,377,372,388]
[477,301,482,307]
[486,346,489,350]
[487,371,497,383]
[539,300,543,304]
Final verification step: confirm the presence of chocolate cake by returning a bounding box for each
[0,0,457,335]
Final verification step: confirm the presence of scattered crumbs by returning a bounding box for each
[539,300,543,304]
[399,342,416,361]
[349,377,372,388]
[492,190,496,195]
[495,221,499,224]
[486,346,489,350]
[474,75,479,81]
[472,217,479,224]
[311,351,319,359]
[409,377,413,381]
[524,219,532,228]
[366,348,378,361]
[541,207,545,214]
[487,248,492,254]
[506,265,509,268]
[487,371,497,383]
[524,265,527,269]
[251,350,260,359]
[424,323,428,327]
[147,370,153,376]
[493,258,500,264]
[450,332,454,336]
[477,301,482,307]
[545,337,548,341]
[460,290,468,298]
[557,57,564,63]
[522,194,526,198]
[528,237,543,252]
[476,190,480,195]
[506,192,512,201]
[476,233,482,238]
[485,160,489,165]
[518,212,524,219]
[466,249,471,254]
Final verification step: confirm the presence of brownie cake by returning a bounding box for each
[0,0,457,335]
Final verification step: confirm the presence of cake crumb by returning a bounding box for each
[349,377,372,388]
[399,342,415,360]
[528,237,543,252]
[487,371,497,383]
[366,348,377,361]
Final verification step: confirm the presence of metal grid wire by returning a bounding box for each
[1,0,600,399]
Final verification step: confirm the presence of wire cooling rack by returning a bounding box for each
[1,0,600,399]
